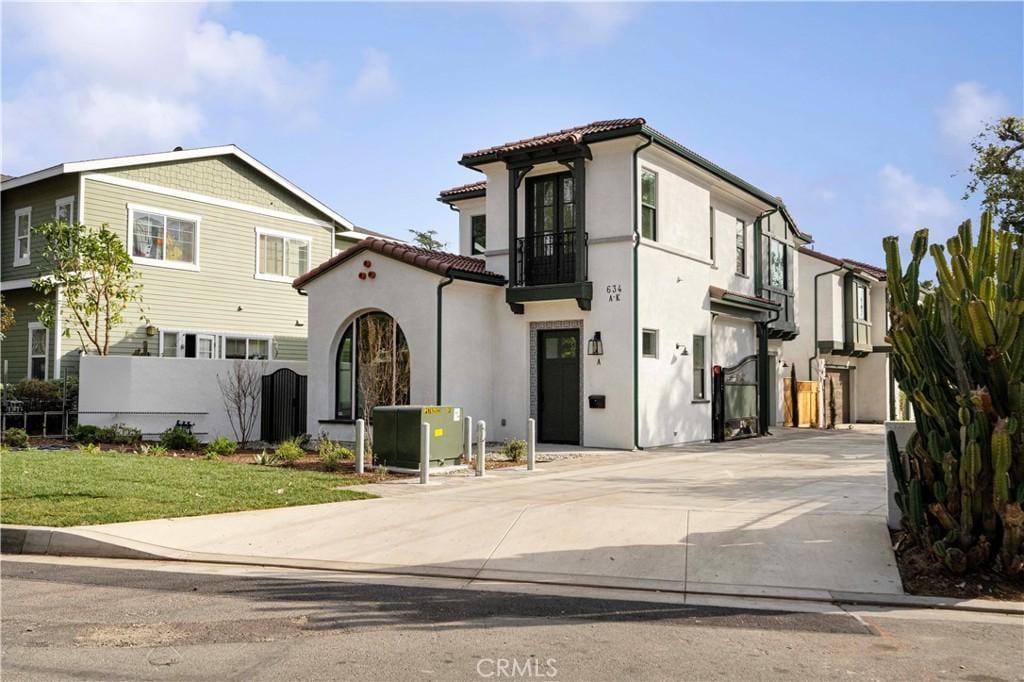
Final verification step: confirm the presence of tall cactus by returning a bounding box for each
[884,212,1023,577]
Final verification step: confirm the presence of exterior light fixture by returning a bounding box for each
[145,325,157,337]
[587,331,604,356]
[676,343,689,356]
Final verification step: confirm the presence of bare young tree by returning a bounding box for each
[358,315,397,428]
[217,361,264,445]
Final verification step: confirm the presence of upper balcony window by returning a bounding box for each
[641,169,657,240]
[855,281,869,321]
[518,172,579,286]
[471,215,486,255]
[768,238,788,289]
[128,204,199,270]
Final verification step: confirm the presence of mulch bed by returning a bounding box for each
[890,529,1024,602]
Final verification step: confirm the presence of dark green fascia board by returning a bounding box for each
[720,292,780,312]
[449,269,505,286]
[437,189,486,205]
[506,281,593,304]
[462,123,813,243]
[873,344,893,353]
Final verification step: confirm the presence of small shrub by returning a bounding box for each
[10,379,61,404]
[501,438,527,463]
[375,464,388,482]
[318,440,353,472]
[253,449,281,466]
[77,442,101,455]
[294,432,312,449]
[100,423,142,446]
[2,427,29,448]
[206,435,238,457]
[204,451,220,461]
[160,425,200,451]
[73,424,102,444]
[138,443,167,456]
[275,439,304,466]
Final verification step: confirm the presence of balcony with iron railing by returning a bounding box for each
[506,230,592,312]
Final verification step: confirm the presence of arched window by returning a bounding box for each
[335,313,410,421]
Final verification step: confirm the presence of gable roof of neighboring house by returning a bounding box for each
[0,174,12,182]
[438,180,487,204]
[455,117,811,242]
[0,144,359,233]
[798,245,887,281]
[293,237,505,290]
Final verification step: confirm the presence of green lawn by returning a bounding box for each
[1,449,375,527]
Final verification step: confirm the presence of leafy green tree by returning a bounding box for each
[31,221,145,355]
[0,296,14,337]
[965,116,1024,232]
[408,228,446,251]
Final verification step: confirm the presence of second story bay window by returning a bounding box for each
[129,205,199,270]
[768,238,788,289]
[256,228,311,282]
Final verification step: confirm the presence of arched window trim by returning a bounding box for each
[335,313,409,421]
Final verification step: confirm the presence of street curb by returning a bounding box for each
[3,524,1021,616]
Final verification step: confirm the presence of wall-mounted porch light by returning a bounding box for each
[587,331,604,356]
[676,342,689,356]
[145,325,158,337]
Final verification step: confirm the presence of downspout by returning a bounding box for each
[807,264,846,382]
[631,133,654,450]
[436,276,454,404]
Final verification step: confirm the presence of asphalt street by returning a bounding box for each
[2,558,1021,681]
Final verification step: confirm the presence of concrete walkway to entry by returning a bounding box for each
[81,427,902,599]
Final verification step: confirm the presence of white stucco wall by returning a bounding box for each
[78,355,306,441]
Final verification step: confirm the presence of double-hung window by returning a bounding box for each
[256,228,311,281]
[736,219,747,275]
[129,205,199,269]
[471,215,486,255]
[56,196,75,225]
[640,169,657,240]
[13,207,31,267]
[692,334,706,400]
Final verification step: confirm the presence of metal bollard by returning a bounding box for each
[355,419,365,475]
[476,420,486,477]
[527,418,536,471]
[420,422,430,484]
[463,415,473,465]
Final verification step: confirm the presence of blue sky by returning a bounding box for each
[3,2,1021,266]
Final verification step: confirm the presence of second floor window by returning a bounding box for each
[129,205,198,268]
[768,239,787,289]
[641,169,657,240]
[471,214,486,255]
[14,207,31,266]
[257,229,311,280]
[709,207,716,261]
[855,282,869,321]
[736,220,747,275]
[56,196,75,225]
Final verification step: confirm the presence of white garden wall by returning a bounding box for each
[78,355,306,442]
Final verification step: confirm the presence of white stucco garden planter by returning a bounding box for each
[884,420,916,530]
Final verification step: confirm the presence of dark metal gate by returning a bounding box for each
[711,354,760,442]
[261,368,307,443]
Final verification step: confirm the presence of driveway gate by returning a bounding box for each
[261,368,307,443]
[711,354,759,442]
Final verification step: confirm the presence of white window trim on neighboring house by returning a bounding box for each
[55,195,75,224]
[27,322,49,380]
[158,327,274,359]
[254,227,312,283]
[126,203,202,271]
[13,207,31,267]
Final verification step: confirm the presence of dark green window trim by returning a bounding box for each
[692,334,706,400]
[642,329,658,358]
[736,219,747,275]
[471,214,486,255]
[640,168,657,241]
[709,206,716,262]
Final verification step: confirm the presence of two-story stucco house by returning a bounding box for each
[1,145,372,383]
[784,246,893,425]
[296,118,810,449]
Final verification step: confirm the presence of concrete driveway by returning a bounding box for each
[85,427,903,598]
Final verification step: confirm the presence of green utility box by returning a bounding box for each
[372,405,465,469]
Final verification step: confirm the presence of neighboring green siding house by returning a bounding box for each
[1,145,375,382]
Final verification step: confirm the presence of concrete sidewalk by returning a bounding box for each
[64,427,903,600]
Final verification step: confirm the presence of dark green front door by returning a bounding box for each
[537,329,581,444]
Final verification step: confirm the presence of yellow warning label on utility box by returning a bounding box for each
[434,428,444,438]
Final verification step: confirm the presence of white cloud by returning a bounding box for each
[1,3,326,171]
[504,3,636,55]
[878,164,956,233]
[348,49,396,102]
[938,82,1009,149]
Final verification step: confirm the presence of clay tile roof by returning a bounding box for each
[438,180,487,202]
[798,246,886,280]
[293,237,504,290]
[461,118,646,162]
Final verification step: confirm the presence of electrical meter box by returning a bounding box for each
[371,405,464,469]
